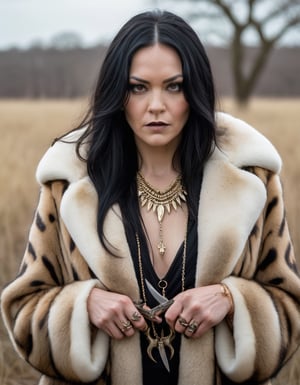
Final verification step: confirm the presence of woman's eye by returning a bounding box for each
[167,82,183,92]
[129,84,146,94]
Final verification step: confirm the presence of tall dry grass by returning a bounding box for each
[0,98,299,384]
[0,100,87,384]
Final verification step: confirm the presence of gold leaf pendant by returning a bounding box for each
[157,204,165,222]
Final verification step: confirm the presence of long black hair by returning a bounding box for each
[61,9,217,253]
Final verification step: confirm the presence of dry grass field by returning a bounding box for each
[0,98,299,384]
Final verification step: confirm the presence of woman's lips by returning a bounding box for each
[146,121,169,128]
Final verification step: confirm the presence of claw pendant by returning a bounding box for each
[145,327,175,372]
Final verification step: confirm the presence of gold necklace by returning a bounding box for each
[135,231,187,372]
[137,172,187,256]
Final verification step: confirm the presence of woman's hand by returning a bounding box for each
[87,288,148,339]
[165,284,233,338]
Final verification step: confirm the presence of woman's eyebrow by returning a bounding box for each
[129,74,183,84]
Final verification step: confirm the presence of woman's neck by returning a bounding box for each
[138,149,180,189]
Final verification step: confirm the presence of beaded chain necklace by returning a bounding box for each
[135,229,187,372]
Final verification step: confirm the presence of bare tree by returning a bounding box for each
[154,0,300,104]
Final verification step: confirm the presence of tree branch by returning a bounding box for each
[261,1,300,25]
[212,0,241,27]
[270,15,300,44]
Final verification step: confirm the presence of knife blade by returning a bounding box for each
[145,279,168,304]
[158,340,170,372]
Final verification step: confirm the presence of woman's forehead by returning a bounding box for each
[129,44,182,79]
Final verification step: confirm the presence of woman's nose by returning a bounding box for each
[148,90,166,113]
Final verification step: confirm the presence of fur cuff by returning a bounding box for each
[215,281,255,382]
[48,280,109,382]
[215,277,281,382]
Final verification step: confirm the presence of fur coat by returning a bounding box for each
[2,113,300,385]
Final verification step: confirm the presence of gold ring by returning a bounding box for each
[121,324,133,332]
[121,326,133,333]
[178,316,189,327]
[187,321,199,333]
[131,311,142,322]
[120,320,132,332]
[121,320,131,328]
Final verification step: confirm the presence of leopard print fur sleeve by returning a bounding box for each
[215,167,300,383]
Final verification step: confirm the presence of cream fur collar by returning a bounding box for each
[215,113,281,172]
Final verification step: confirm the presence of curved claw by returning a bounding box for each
[145,326,158,363]
[147,345,157,363]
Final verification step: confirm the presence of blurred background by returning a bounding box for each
[0,0,299,384]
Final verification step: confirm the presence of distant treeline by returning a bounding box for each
[0,45,107,98]
[0,45,299,98]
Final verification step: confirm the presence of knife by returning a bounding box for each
[135,280,174,320]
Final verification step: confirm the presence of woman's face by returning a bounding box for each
[124,44,190,152]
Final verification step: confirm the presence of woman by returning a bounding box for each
[2,9,300,385]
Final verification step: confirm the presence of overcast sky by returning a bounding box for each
[0,0,167,49]
[0,0,298,50]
